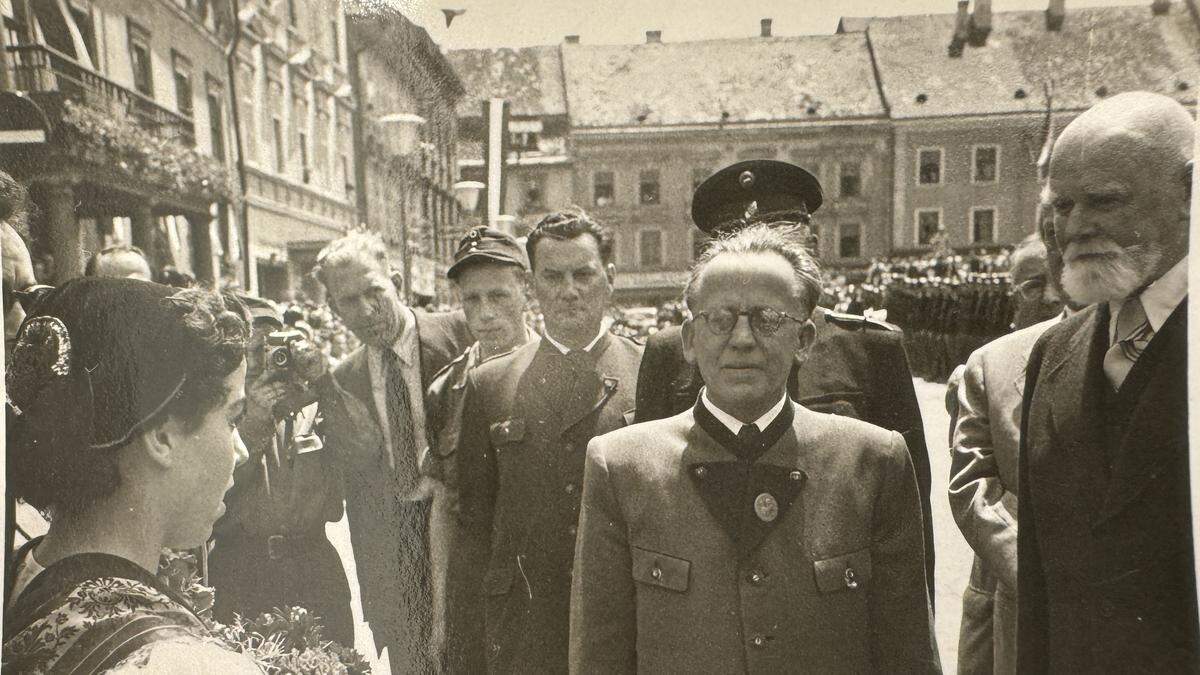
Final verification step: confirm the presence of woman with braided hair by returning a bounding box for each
[3,277,260,673]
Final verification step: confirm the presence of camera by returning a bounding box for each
[264,329,324,381]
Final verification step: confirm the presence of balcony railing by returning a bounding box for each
[5,42,196,147]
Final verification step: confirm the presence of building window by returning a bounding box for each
[273,118,285,173]
[972,207,996,243]
[329,19,340,63]
[916,209,942,245]
[522,176,544,213]
[593,171,614,206]
[972,145,999,183]
[127,21,154,97]
[207,89,225,161]
[917,148,942,185]
[639,230,662,268]
[839,163,861,197]
[299,132,310,183]
[172,52,194,123]
[639,170,660,205]
[691,167,710,192]
[839,222,861,258]
[509,131,538,152]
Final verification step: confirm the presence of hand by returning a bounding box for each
[240,371,291,449]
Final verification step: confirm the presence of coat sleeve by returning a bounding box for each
[443,373,497,674]
[869,431,942,674]
[1016,339,1049,674]
[569,439,636,674]
[871,331,935,600]
[633,331,675,424]
[948,350,1018,590]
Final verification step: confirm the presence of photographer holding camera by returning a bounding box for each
[207,294,354,646]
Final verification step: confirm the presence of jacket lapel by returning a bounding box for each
[1095,302,1188,526]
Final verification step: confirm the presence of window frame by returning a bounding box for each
[970,206,998,244]
[593,170,615,207]
[838,222,862,259]
[971,144,1000,184]
[638,229,663,269]
[127,20,154,97]
[638,169,660,206]
[838,162,862,198]
[206,81,225,162]
[915,147,944,186]
[171,50,194,120]
[914,207,943,246]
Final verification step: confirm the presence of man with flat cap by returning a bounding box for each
[570,222,939,673]
[636,159,935,597]
[424,227,535,667]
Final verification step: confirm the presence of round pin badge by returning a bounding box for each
[754,492,779,522]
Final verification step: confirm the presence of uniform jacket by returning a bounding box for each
[635,308,936,595]
[445,332,643,673]
[324,310,471,647]
[945,316,1059,675]
[1017,302,1196,673]
[569,404,940,674]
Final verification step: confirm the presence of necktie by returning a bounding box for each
[737,424,763,460]
[383,348,419,493]
[1103,297,1154,391]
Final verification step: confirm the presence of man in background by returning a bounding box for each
[84,244,152,281]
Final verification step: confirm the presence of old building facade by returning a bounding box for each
[348,5,463,305]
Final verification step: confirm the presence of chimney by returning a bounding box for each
[646,30,662,43]
[969,0,992,46]
[564,34,580,44]
[1151,0,1170,15]
[948,0,969,57]
[760,18,773,37]
[1046,0,1065,30]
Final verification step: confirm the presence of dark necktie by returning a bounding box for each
[383,348,419,493]
[737,423,763,460]
[1103,298,1153,391]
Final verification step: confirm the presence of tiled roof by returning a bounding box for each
[445,46,567,118]
[866,4,1200,119]
[560,34,887,128]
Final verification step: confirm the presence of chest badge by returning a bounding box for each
[754,492,779,522]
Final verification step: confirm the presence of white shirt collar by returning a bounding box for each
[700,386,789,435]
[1108,256,1188,341]
[543,324,606,355]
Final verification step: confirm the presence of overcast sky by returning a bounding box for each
[379,0,1155,50]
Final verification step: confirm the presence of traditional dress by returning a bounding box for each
[3,539,259,674]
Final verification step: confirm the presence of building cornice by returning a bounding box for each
[572,116,891,137]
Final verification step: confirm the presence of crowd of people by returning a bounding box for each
[0,90,1194,674]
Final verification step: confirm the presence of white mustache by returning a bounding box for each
[1063,239,1123,261]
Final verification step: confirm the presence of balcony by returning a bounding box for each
[6,42,196,147]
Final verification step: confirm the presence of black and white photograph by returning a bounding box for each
[0,0,1197,672]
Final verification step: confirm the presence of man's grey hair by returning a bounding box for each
[683,222,823,317]
[312,230,391,288]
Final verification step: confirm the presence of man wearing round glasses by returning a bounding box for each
[569,223,937,673]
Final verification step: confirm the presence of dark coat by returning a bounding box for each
[1017,302,1196,672]
[445,333,643,673]
[569,404,940,673]
[635,308,935,595]
[323,310,471,655]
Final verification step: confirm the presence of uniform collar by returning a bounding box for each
[543,323,606,355]
[700,386,789,435]
[1107,255,1188,342]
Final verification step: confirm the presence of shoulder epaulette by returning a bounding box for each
[430,345,472,382]
[477,344,520,366]
[822,309,901,333]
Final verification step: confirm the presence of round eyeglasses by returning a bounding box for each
[693,307,805,336]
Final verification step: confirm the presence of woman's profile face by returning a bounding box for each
[164,360,249,549]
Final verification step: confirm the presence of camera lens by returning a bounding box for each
[271,348,290,368]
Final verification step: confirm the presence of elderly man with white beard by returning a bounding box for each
[1016,91,1195,673]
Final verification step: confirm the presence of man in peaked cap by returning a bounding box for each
[424,226,534,668]
[570,222,939,672]
[635,159,935,599]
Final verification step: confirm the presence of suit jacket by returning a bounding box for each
[445,332,643,673]
[569,404,940,674]
[324,310,471,646]
[635,309,936,595]
[946,316,1059,675]
[1017,302,1196,672]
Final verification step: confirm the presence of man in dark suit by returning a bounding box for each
[312,231,472,673]
[1018,91,1196,672]
[636,160,934,596]
[444,210,643,673]
[571,222,939,673]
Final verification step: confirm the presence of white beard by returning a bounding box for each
[1060,241,1160,305]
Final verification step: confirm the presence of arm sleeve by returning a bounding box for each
[633,334,672,424]
[948,351,1018,590]
[569,439,636,674]
[1017,340,1049,674]
[869,431,942,674]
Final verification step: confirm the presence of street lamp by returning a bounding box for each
[494,214,518,235]
[453,180,485,214]
[378,112,427,155]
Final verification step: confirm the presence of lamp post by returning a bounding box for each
[378,112,426,303]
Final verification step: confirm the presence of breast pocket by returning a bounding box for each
[489,418,527,452]
[813,548,872,594]
[631,546,690,593]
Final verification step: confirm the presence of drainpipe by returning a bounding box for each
[225,0,252,289]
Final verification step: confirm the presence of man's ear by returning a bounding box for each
[604,262,616,286]
[390,271,405,295]
[793,318,817,366]
[681,319,698,365]
[140,420,179,470]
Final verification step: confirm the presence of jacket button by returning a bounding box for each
[789,470,802,482]
[751,635,766,648]
[651,566,663,580]
[748,571,764,585]
[694,466,707,478]
[844,568,859,589]
[565,483,577,494]
[567,524,577,537]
